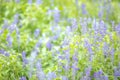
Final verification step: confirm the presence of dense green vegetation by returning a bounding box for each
[0,0,120,80]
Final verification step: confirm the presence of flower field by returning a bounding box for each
[0,0,120,80]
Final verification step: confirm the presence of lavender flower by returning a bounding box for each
[6,34,13,47]
[47,72,56,80]
[115,23,120,36]
[28,0,32,4]
[71,18,78,31]
[20,76,26,80]
[36,60,45,80]
[46,40,52,50]
[0,50,5,54]
[62,76,68,80]
[36,0,42,5]
[15,0,20,3]
[84,39,93,58]
[114,68,120,77]
[0,50,9,56]
[0,30,3,35]
[4,52,10,56]
[34,29,40,38]
[53,8,60,24]
[9,24,16,33]
[103,42,109,57]
[22,51,28,66]
[2,20,8,29]
[81,3,87,15]
[94,69,103,79]
[85,67,92,77]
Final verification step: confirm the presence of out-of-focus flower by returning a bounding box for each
[46,40,52,50]
[20,76,26,80]
[9,24,16,33]
[28,0,32,4]
[34,29,40,38]
[22,51,28,66]
[2,20,8,29]
[114,68,120,77]
[115,23,120,36]
[13,14,19,24]
[53,8,60,24]
[94,69,103,79]
[47,72,56,80]
[103,42,109,57]
[36,0,42,5]
[71,18,78,31]
[15,0,20,3]
[62,76,68,80]
[6,34,13,47]
[36,60,46,80]
[0,50,10,56]
[81,3,87,15]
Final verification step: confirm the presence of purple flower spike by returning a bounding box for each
[6,34,13,47]
[114,68,120,77]
[20,76,26,80]
[0,49,5,54]
[103,42,109,57]
[115,23,120,36]
[2,20,8,29]
[94,69,103,78]
[71,19,78,31]
[13,14,19,24]
[62,76,68,80]
[46,41,52,50]
[15,0,20,3]
[34,29,40,38]
[81,3,87,15]
[36,0,42,5]
[47,72,56,80]
[53,8,60,24]
[28,0,32,4]
[22,51,28,65]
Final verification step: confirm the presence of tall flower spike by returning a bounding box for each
[34,28,40,38]
[2,20,8,29]
[71,18,78,31]
[15,0,20,3]
[46,40,52,50]
[53,8,60,24]
[20,76,26,80]
[81,3,87,15]
[28,0,32,4]
[36,0,42,5]
[36,60,45,80]
[6,34,13,47]
[22,51,28,66]
[13,14,19,24]
[62,76,68,80]
[115,23,120,36]
[47,72,56,80]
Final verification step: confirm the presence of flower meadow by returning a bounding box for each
[0,0,120,80]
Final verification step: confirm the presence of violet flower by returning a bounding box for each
[81,3,87,15]
[46,40,52,50]
[6,34,13,47]
[22,51,28,66]
[53,8,60,24]
[20,76,26,80]
[36,0,42,5]
[28,0,32,4]
[34,29,40,38]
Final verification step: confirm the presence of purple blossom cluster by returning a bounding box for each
[1,0,120,80]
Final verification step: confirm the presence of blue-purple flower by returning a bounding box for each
[20,76,26,80]
[46,40,52,50]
